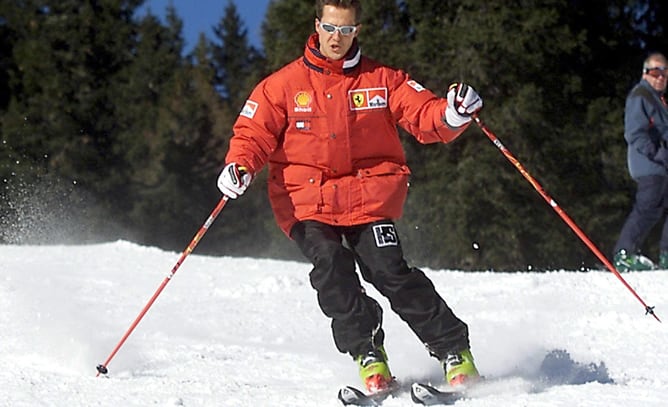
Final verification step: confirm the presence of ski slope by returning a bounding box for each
[1,240,666,406]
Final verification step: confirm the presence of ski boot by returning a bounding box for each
[613,249,655,272]
[659,251,668,269]
[442,348,480,387]
[355,346,394,393]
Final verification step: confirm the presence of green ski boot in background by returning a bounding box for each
[613,249,655,272]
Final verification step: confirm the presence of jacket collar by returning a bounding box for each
[638,79,667,108]
[302,33,361,74]
[641,79,665,96]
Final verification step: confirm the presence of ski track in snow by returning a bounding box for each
[1,240,666,406]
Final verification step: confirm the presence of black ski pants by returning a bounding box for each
[291,219,470,360]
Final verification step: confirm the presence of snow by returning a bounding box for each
[1,240,666,406]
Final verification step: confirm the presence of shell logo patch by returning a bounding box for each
[349,88,388,111]
[294,91,312,112]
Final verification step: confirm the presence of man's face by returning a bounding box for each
[315,5,360,61]
[643,59,668,92]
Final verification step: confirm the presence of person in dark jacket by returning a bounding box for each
[614,52,668,271]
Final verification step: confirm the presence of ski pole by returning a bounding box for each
[96,195,230,376]
[472,114,660,323]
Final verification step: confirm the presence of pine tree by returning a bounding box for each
[1,0,144,241]
[212,1,266,113]
[398,0,594,269]
[3,0,665,267]
[261,0,313,71]
[207,1,296,258]
[144,33,233,252]
[0,2,13,111]
[354,0,410,68]
[109,5,193,246]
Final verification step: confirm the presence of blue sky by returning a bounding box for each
[138,0,272,51]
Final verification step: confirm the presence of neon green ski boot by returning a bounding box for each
[355,346,394,393]
[442,348,480,387]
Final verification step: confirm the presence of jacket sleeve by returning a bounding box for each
[387,69,469,144]
[225,78,287,174]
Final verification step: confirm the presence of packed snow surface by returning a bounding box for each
[1,241,666,406]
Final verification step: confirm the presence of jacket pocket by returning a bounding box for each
[357,162,411,218]
[269,165,323,218]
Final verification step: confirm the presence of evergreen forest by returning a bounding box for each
[2,0,668,271]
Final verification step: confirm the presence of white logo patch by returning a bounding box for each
[349,88,388,111]
[240,100,259,119]
[372,224,399,247]
[295,120,311,130]
[407,80,426,92]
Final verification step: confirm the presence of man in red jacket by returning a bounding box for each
[218,0,482,393]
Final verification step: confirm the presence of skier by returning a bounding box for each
[217,0,482,393]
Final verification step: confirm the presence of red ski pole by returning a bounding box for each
[473,114,660,322]
[96,195,230,376]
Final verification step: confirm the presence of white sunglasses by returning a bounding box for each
[319,22,358,36]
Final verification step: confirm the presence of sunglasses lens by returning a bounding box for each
[321,23,336,33]
[646,67,668,78]
[320,23,356,35]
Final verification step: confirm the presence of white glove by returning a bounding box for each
[444,83,483,128]
[217,162,252,199]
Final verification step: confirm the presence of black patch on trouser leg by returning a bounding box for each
[291,221,385,356]
[349,220,470,359]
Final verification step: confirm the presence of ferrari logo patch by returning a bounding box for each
[352,92,366,108]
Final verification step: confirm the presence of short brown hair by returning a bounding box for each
[315,0,362,23]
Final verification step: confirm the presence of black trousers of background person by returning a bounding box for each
[290,219,470,360]
[614,175,668,255]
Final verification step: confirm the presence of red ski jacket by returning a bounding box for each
[226,33,470,237]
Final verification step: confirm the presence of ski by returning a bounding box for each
[337,381,400,406]
[410,382,466,406]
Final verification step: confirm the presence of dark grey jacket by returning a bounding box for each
[624,79,668,179]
